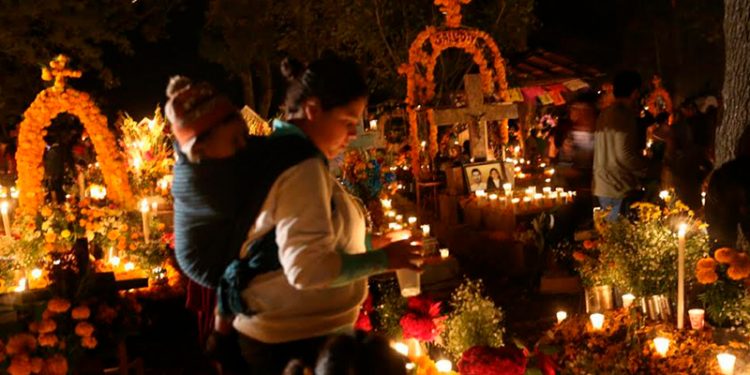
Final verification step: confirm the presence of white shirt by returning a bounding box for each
[233,157,368,343]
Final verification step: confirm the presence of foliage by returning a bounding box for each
[116,107,174,198]
[0,293,143,373]
[0,0,177,126]
[0,199,173,292]
[200,0,536,108]
[341,149,395,203]
[695,247,750,328]
[538,308,748,374]
[575,201,708,296]
[440,279,504,361]
[374,281,407,339]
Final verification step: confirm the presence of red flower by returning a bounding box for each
[399,296,445,342]
[163,232,175,249]
[533,348,557,375]
[355,294,373,332]
[458,346,528,375]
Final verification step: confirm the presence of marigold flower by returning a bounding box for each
[75,321,94,337]
[5,333,37,355]
[30,357,43,373]
[81,336,97,349]
[38,334,58,347]
[60,230,71,239]
[696,269,718,284]
[583,240,596,250]
[572,251,586,262]
[41,207,52,217]
[107,230,120,241]
[8,355,32,375]
[44,231,57,243]
[71,306,91,320]
[43,354,68,375]
[727,262,750,280]
[38,319,56,334]
[79,219,87,227]
[715,248,737,264]
[65,214,76,223]
[47,298,71,313]
[696,257,717,270]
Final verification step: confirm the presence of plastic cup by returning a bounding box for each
[688,308,705,330]
[396,269,420,297]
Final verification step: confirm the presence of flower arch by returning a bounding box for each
[16,55,133,214]
[399,0,511,176]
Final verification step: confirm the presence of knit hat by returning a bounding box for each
[165,76,237,146]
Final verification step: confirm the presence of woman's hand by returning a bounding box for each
[370,230,413,250]
[382,240,424,271]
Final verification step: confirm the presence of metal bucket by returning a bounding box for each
[585,285,614,313]
[639,294,672,321]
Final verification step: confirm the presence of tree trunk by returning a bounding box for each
[240,71,256,113]
[258,60,273,118]
[717,0,750,166]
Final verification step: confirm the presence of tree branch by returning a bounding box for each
[373,0,401,69]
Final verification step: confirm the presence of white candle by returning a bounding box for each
[543,187,552,194]
[489,194,498,206]
[124,262,135,271]
[0,201,10,238]
[677,223,688,329]
[622,294,636,308]
[140,199,150,244]
[408,216,417,225]
[701,191,706,207]
[556,311,568,323]
[590,313,604,330]
[391,342,409,356]
[435,359,452,373]
[421,224,430,237]
[396,214,403,223]
[503,183,512,197]
[475,189,487,198]
[717,353,736,375]
[381,199,392,210]
[439,248,450,259]
[659,190,670,202]
[386,210,396,218]
[653,337,670,357]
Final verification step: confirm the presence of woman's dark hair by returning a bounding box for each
[314,332,406,375]
[281,53,368,114]
[490,168,500,176]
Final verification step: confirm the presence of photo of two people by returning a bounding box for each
[463,161,513,193]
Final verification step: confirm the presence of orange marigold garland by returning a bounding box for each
[16,55,133,215]
[401,1,511,169]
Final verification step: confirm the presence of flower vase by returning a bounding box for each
[585,285,614,313]
[639,294,671,321]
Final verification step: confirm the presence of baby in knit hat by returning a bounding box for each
[166,76,251,343]
[165,76,248,163]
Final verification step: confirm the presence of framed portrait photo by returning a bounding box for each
[463,161,514,193]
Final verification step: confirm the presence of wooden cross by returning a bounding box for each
[433,74,518,160]
[43,54,82,91]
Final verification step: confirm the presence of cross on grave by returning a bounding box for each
[433,74,518,160]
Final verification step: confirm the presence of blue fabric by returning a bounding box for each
[329,250,388,288]
[597,196,623,222]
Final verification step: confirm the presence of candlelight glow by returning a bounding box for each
[556,311,568,323]
[381,199,392,210]
[590,313,604,330]
[139,199,149,213]
[659,190,670,201]
[0,201,8,215]
[124,262,135,271]
[31,268,43,279]
[435,359,453,373]
[622,293,636,308]
[678,223,688,237]
[475,190,487,198]
[408,216,417,225]
[89,184,107,200]
[392,342,409,356]
[110,256,121,267]
[420,224,430,237]
[15,278,27,292]
[440,248,450,259]
[653,337,670,357]
[717,353,736,375]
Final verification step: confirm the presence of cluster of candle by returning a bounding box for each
[0,185,20,199]
[391,340,453,373]
[474,186,576,211]
[381,199,449,259]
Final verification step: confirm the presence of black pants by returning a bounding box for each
[238,334,328,375]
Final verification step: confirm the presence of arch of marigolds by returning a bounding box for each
[399,0,512,177]
[16,55,133,214]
